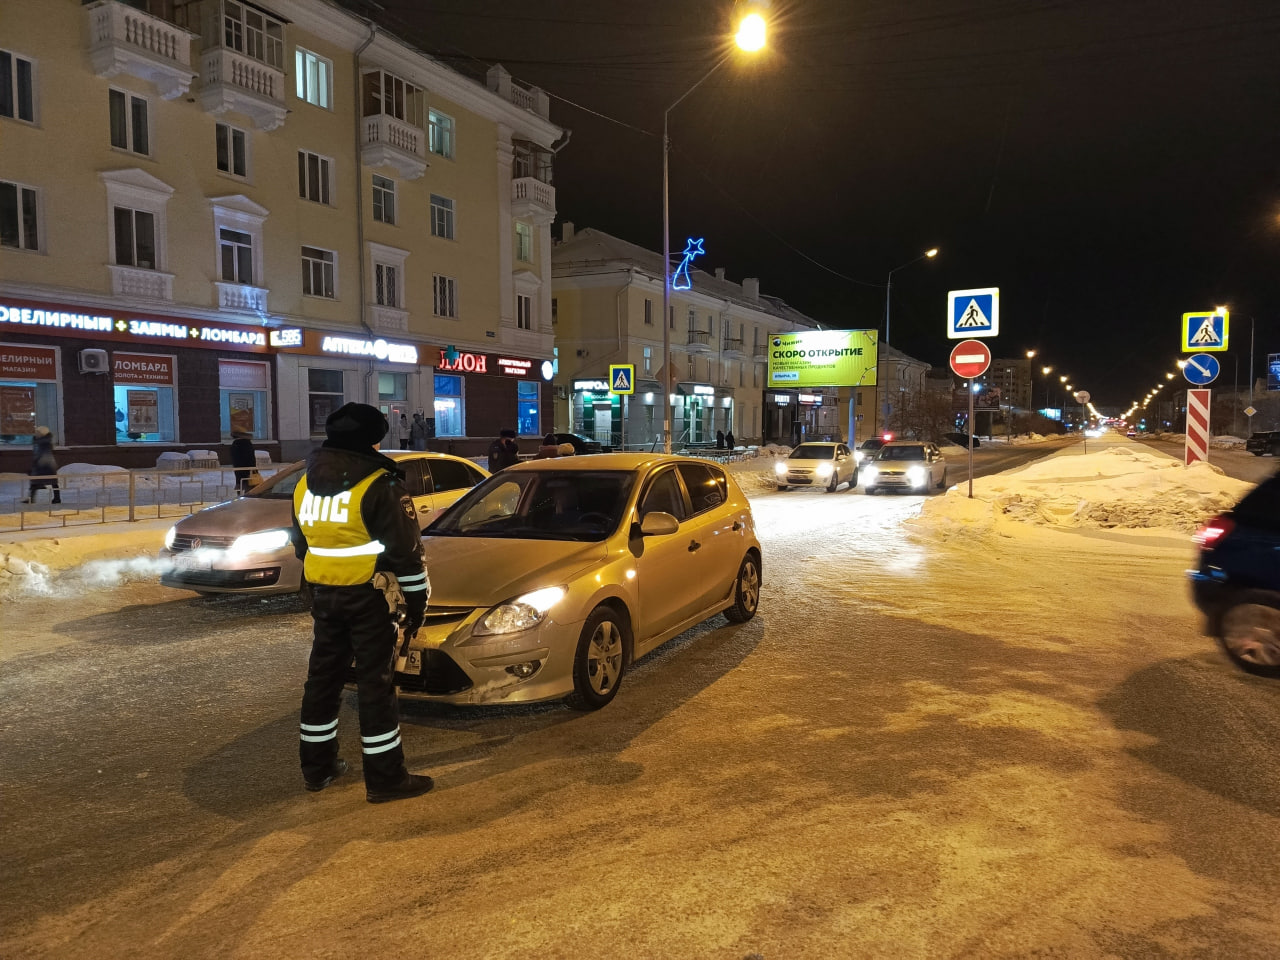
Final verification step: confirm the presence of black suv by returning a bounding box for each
[1245,431,1280,456]
[1189,471,1280,674]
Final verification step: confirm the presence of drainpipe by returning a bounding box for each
[355,22,377,402]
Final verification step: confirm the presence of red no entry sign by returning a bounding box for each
[949,340,991,378]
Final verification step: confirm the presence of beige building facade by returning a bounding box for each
[0,0,562,468]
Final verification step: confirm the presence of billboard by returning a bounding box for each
[1269,353,1280,392]
[767,329,878,388]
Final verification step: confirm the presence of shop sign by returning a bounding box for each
[127,389,159,433]
[436,348,487,373]
[322,336,418,364]
[0,385,37,434]
[678,383,714,396]
[1,304,114,333]
[269,328,303,347]
[0,301,269,353]
[798,393,823,405]
[497,357,532,376]
[114,352,175,385]
[573,379,610,393]
[0,343,58,380]
[768,329,878,388]
[770,393,792,405]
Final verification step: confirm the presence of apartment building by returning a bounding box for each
[551,225,830,449]
[0,0,562,469]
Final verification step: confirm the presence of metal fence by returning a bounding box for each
[0,464,289,531]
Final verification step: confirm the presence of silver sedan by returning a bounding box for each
[774,442,858,492]
[862,441,948,494]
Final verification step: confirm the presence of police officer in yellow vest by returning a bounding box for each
[292,402,434,803]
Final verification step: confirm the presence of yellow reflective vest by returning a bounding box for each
[294,469,387,586]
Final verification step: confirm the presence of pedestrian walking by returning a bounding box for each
[230,429,257,494]
[536,432,560,458]
[725,429,735,451]
[715,430,725,450]
[410,412,429,451]
[291,402,434,804]
[398,414,410,450]
[487,428,520,472]
[23,426,60,504]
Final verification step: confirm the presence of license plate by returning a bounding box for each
[397,649,423,676]
[173,554,212,571]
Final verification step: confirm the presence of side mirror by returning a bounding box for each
[639,511,679,536]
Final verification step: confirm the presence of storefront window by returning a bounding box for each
[219,359,270,441]
[308,367,344,436]
[517,380,539,435]
[378,372,406,401]
[433,373,463,437]
[114,385,175,442]
[1,343,60,445]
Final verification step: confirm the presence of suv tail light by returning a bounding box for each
[1192,516,1234,549]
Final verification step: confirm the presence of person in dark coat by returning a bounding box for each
[24,426,60,504]
[487,429,520,472]
[715,430,725,449]
[230,429,257,494]
[536,433,560,458]
[725,429,736,451]
[409,413,429,451]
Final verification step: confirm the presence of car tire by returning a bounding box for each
[936,468,947,491]
[848,468,858,491]
[566,606,628,711]
[723,552,761,623]
[865,486,876,495]
[827,472,839,492]
[1217,599,1280,677]
[776,484,788,491]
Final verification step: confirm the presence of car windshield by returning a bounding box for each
[860,439,884,450]
[790,445,835,460]
[876,446,925,461]
[248,461,304,499]
[427,470,636,542]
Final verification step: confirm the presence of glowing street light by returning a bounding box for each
[884,247,940,345]
[735,12,767,51]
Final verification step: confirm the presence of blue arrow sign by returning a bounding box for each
[1182,353,1220,386]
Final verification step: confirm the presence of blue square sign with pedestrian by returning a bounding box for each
[947,287,1000,339]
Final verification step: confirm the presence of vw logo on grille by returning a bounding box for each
[190,537,201,549]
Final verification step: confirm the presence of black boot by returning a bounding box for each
[304,757,348,792]
[51,493,61,504]
[366,773,434,804]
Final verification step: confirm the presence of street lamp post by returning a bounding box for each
[661,12,766,454]
[882,248,939,347]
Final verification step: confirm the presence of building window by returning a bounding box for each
[113,352,177,443]
[688,355,697,380]
[516,294,533,330]
[430,194,454,239]
[433,374,463,437]
[301,246,335,299]
[362,70,423,126]
[515,221,532,262]
[687,307,697,331]
[0,342,58,446]
[433,274,457,318]
[295,48,331,109]
[219,359,270,441]
[0,180,39,251]
[374,262,399,308]
[216,123,247,177]
[109,89,149,156]
[307,368,344,435]
[428,109,454,159]
[0,50,35,123]
[372,174,395,224]
[517,380,539,435]
[644,298,653,325]
[113,207,156,269]
[643,346,652,374]
[225,1,283,69]
[219,228,253,284]
[297,150,332,205]
[551,298,558,325]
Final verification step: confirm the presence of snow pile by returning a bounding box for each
[1211,435,1246,449]
[1009,433,1049,444]
[725,447,790,492]
[912,446,1253,536]
[0,522,170,600]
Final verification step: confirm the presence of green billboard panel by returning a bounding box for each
[767,329,878,388]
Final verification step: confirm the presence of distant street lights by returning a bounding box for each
[661,7,768,453]
[882,248,939,346]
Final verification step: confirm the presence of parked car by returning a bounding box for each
[1189,471,1280,675]
[387,453,761,710]
[552,432,608,455]
[1126,429,1138,438]
[773,442,858,492]
[862,441,948,494]
[1245,431,1280,456]
[159,451,489,596]
[854,436,889,465]
[942,432,980,449]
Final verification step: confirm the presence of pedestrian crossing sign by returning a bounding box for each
[947,287,1000,339]
[609,364,635,395]
[1181,309,1228,352]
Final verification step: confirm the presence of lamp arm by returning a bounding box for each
[664,53,733,120]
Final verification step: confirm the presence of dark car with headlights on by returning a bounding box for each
[1245,431,1280,456]
[1189,472,1280,674]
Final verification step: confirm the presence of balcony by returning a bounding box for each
[109,265,173,301]
[87,0,196,100]
[722,337,745,357]
[369,305,409,334]
[361,114,427,180]
[512,177,556,221]
[215,282,268,313]
[753,344,767,360]
[198,48,286,131]
[487,65,550,119]
[686,330,711,352]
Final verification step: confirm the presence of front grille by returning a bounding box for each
[165,567,281,587]
[348,649,474,695]
[171,534,236,552]
[423,605,474,627]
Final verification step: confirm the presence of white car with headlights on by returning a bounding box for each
[862,441,948,494]
[773,442,858,492]
[386,453,762,710]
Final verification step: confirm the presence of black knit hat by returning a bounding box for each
[324,402,388,451]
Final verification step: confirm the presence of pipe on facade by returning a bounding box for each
[354,22,377,402]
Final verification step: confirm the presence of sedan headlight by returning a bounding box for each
[863,465,879,483]
[774,461,788,476]
[907,466,928,486]
[164,525,177,549]
[473,586,566,636]
[229,528,292,556]
[815,463,834,478]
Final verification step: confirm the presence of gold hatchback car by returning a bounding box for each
[393,453,762,710]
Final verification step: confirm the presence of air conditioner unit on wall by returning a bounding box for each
[78,348,109,374]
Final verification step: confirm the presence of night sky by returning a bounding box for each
[358,0,1279,409]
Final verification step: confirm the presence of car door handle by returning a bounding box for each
[688,540,701,552]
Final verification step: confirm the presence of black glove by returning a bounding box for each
[403,590,426,640]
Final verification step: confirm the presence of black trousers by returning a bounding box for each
[300,584,407,789]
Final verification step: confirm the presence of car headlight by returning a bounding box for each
[863,465,878,481]
[774,461,788,476]
[164,525,177,549]
[229,528,292,556]
[815,463,834,478]
[907,466,928,486]
[854,451,865,464]
[473,586,566,636]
